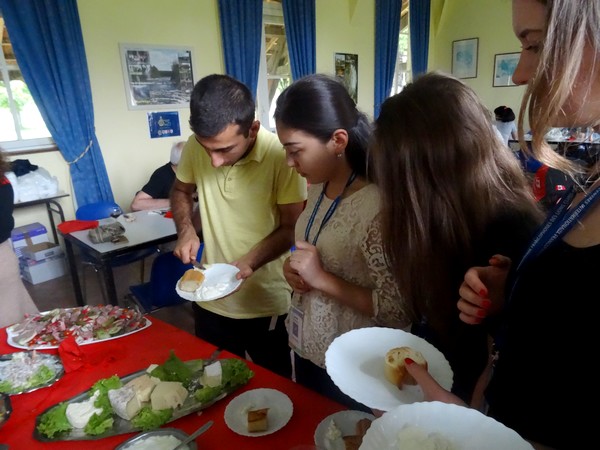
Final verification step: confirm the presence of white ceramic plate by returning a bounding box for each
[224,388,293,437]
[176,264,242,302]
[360,401,533,450]
[325,327,453,412]
[314,410,375,450]
[115,427,198,450]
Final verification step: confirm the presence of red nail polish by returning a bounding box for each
[479,289,488,298]
[404,357,415,366]
[477,309,487,318]
[482,299,492,309]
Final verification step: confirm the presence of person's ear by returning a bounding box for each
[248,120,260,139]
[331,129,349,152]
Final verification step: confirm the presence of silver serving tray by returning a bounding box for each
[115,427,197,450]
[0,352,64,395]
[34,358,237,442]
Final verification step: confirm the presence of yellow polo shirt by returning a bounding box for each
[177,127,307,318]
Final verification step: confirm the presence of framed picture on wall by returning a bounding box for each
[451,38,478,79]
[493,52,520,87]
[334,52,358,103]
[119,43,195,110]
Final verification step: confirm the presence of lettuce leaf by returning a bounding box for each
[149,351,192,383]
[220,359,254,389]
[131,406,173,431]
[36,403,72,438]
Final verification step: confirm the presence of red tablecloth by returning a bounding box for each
[0,317,346,449]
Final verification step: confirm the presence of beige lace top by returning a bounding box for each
[287,183,411,368]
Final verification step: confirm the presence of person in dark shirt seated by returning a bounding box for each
[130,141,184,211]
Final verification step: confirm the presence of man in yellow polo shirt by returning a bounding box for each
[171,74,307,378]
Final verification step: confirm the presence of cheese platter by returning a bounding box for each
[33,352,254,442]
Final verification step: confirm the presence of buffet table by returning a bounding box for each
[0,317,346,449]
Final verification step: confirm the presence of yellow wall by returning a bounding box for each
[429,0,526,112]
[12,0,524,234]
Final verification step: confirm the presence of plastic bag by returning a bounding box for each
[88,222,126,244]
[14,167,59,202]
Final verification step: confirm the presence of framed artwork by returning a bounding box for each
[119,43,194,110]
[334,52,358,103]
[451,38,478,79]
[493,52,520,87]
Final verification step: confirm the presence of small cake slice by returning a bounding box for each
[247,408,269,432]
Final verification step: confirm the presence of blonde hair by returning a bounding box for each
[519,0,600,180]
[373,72,541,331]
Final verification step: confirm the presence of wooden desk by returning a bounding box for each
[14,192,70,244]
[0,317,346,449]
[59,210,177,307]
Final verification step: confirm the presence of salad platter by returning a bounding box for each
[0,351,64,395]
[7,306,150,350]
[34,352,254,442]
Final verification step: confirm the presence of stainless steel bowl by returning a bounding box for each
[0,393,12,428]
[114,427,197,450]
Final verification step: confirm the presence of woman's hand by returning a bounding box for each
[288,240,325,290]
[404,358,466,406]
[283,256,310,293]
[458,255,511,324]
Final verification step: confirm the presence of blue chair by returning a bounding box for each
[127,251,193,313]
[75,201,159,304]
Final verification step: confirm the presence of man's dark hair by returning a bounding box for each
[189,74,255,138]
[493,105,516,122]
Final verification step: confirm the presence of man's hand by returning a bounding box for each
[174,226,200,264]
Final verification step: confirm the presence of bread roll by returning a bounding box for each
[384,347,428,388]
[179,269,205,292]
[247,408,269,432]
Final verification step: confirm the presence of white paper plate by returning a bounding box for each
[224,388,293,437]
[325,327,453,411]
[360,401,533,450]
[176,264,242,302]
[314,410,375,450]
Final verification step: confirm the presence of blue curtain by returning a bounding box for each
[374,0,401,118]
[282,0,315,80]
[410,0,431,78]
[0,0,114,206]
[217,0,263,97]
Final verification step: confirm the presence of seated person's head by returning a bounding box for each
[493,105,516,122]
[170,141,185,166]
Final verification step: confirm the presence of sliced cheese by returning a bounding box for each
[150,381,188,410]
[125,374,158,403]
[201,361,222,388]
[108,385,142,420]
[65,391,102,429]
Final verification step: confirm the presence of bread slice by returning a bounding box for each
[247,408,269,432]
[384,346,428,388]
[179,268,205,292]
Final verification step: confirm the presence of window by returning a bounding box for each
[391,1,411,95]
[0,14,52,151]
[257,0,291,131]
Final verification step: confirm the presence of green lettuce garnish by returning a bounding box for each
[194,385,222,404]
[0,364,55,394]
[84,411,114,435]
[36,403,72,438]
[149,351,192,383]
[220,358,254,389]
[131,406,173,431]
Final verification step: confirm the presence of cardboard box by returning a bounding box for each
[20,254,67,285]
[10,222,48,258]
[21,242,63,262]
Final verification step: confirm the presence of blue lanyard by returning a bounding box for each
[516,184,600,273]
[304,172,357,245]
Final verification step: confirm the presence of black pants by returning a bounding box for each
[193,303,292,378]
[293,351,371,412]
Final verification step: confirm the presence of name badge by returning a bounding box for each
[288,306,304,351]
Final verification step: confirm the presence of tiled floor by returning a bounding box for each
[23,252,195,335]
